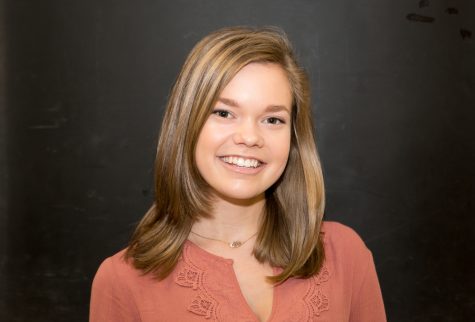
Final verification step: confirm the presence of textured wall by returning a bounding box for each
[1,0,474,321]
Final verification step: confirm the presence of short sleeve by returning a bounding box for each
[349,249,387,322]
[322,221,387,322]
[89,256,140,322]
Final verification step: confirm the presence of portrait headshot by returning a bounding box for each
[1,1,473,321]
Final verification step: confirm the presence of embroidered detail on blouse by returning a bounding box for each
[304,265,330,318]
[175,265,203,290]
[188,292,218,319]
[314,265,330,285]
[174,249,219,320]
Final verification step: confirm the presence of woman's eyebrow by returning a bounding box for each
[265,105,290,114]
[218,97,290,114]
[217,97,240,107]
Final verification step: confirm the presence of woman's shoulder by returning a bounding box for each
[318,222,387,320]
[93,249,144,288]
[96,249,130,272]
[322,221,365,242]
[321,221,371,263]
[91,250,149,320]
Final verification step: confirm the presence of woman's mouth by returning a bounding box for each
[219,156,263,168]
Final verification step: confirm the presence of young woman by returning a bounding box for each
[90,26,386,322]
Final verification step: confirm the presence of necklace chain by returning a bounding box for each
[190,230,258,248]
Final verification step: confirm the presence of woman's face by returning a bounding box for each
[195,62,292,202]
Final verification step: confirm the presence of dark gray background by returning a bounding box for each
[1,0,474,321]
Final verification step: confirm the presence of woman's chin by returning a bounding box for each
[211,189,266,206]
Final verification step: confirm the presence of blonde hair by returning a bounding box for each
[126,26,325,283]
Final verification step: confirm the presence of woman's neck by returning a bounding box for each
[191,194,265,243]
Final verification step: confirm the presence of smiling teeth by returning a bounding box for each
[221,156,261,168]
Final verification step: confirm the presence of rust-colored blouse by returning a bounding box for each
[90,221,386,321]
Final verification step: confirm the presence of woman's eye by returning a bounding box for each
[264,117,285,125]
[212,110,232,118]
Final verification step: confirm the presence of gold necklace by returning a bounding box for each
[190,230,258,248]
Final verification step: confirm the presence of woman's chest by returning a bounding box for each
[133,260,351,322]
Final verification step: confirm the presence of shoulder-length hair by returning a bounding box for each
[126,26,325,283]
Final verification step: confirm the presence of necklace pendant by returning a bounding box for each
[229,241,242,248]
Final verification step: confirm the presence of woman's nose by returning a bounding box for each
[232,120,264,147]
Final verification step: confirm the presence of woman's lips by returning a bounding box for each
[219,156,263,168]
[218,156,265,174]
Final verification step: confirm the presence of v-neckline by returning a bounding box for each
[184,239,279,322]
